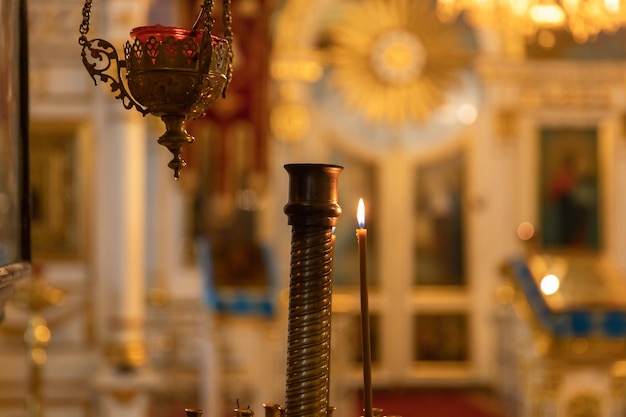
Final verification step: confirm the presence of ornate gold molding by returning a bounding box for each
[477,60,625,110]
[105,339,147,371]
[111,389,138,404]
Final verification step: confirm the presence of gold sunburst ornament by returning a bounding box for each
[326,0,472,126]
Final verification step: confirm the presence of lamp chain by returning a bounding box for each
[78,0,92,45]
[79,0,217,41]
[222,0,233,96]
[201,0,214,32]
[77,0,232,96]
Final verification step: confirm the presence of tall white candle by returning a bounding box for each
[356,198,373,417]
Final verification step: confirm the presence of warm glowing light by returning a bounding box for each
[372,30,426,84]
[31,348,47,365]
[34,325,51,344]
[517,222,535,241]
[529,4,566,25]
[537,29,557,48]
[606,0,620,13]
[271,59,323,83]
[357,198,366,228]
[457,103,478,125]
[540,273,560,295]
[436,0,626,44]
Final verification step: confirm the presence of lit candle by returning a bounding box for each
[356,198,373,417]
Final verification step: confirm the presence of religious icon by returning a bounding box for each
[540,127,600,251]
[414,151,465,286]
[413,313,469,362]
[413,313,470,362]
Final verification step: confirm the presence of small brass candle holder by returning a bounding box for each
[185,408,204,417]
[79,0,233,179]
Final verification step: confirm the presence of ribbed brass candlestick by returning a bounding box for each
[283,164,342,417]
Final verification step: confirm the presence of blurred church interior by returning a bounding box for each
[4,0,626,416]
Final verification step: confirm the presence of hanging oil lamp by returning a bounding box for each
[79,0,233,179]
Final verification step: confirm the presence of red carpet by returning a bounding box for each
[156,388,512,417]
[356,388,512,417]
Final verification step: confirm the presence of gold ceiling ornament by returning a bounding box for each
[437,0,626,45]
[325,0,472,126]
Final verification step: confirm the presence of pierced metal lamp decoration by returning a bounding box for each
[79,0,233,179]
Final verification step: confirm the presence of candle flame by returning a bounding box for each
[357,198,365,228]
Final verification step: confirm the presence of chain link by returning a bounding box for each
[78,0,93,44]
[222,0,232,43]
[203,0,214,33]
[79,0,224,45]
[222,0,234,95]
[78,0,233,93]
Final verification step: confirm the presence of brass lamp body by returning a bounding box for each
[79,0,233,179]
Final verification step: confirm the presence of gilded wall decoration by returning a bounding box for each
[272,0,480,153]
[29,122,90,260]
[29,0,84,49]
[476,61,621,110]
[324,0,473,126]
[566,393,602,417]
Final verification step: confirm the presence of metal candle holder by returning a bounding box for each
[283,164,343,417]
[183,164,397,417]
[78,0,233,179]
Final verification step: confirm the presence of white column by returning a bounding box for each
[100,395,151,417]
[378,146,412,383]
[90,1,155,416]
[96,105,147,364]
[145,123,187,297]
